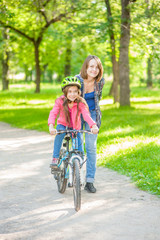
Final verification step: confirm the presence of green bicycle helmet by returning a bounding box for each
[61,76,81,90]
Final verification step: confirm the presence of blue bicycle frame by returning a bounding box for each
[56,130,89,185]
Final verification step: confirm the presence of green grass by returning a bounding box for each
[0,82,62,131]
[0,82,160,196]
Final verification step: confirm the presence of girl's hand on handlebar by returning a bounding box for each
[91,125,99,134]
[49,124,57,135]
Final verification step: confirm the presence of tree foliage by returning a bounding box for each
[0,0,159,101]
[0,0,86,92]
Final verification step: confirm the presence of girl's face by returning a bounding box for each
[87,59,100,79]
[67,86,79,102]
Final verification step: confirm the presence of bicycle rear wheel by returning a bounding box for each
[72,158,81,211]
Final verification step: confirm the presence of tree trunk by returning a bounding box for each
[105,0,119,103]
[48,70,53,83]
[64,38,72,76]
[29,70,33,81]
[42,64,48,82]
[112,55,119,103]
[34,41,41,93]
[119,0,131,106]
[2,29,9,91]
[2,53,9,90]
[145,0,153,88]
[147,57,152,88]
[24,64,29,82]
[109,59,119,103]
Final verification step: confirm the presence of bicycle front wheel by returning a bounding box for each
[57,169,67,193]
[72,158,81,211]
[57,150,67,194]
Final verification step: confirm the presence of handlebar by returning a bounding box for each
[56,129,93,134]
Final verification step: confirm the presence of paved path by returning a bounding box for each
[0,122,160,240]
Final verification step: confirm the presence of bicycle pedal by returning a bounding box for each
[68,183,73,188]
[51,168,61,174]
[54,174,58,180]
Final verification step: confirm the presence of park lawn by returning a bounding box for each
[0,83,62,131]
[0,82,160,196]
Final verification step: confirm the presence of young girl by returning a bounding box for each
[76,55,104,193]
[48,76,99,168]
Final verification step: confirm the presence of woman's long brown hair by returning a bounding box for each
[62,85,89,126]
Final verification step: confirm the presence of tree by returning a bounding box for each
[2,28,9,90]
[104,0,119,103]
[64,33,72,77]
[104,0,134,106]
[119,0,132,106]
[129,0,160,87]
[0,0,81,92]
[145,0,153,88]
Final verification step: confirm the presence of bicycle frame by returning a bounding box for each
[56,129,91,185]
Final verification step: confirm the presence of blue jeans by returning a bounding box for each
[81,110,97,183]
[53,124,83,158]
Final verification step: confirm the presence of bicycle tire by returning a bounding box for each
[57,149,67,193]
[72,158,81,211]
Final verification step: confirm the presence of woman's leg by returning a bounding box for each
[85,110,97,183]
[77,132,84,153]
[53,124,66,158]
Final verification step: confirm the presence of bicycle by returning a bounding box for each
[50,129,92,212]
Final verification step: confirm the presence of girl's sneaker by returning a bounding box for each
[50,158,58,168]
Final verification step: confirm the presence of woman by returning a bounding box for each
[76,55,104,193]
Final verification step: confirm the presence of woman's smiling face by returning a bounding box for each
[87,59,99,79]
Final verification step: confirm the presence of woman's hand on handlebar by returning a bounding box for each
[49,124,57,135]
[91,125,99,134]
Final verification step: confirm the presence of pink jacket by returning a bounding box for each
[48,95,96,130]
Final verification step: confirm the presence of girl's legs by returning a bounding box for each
[53,125,83,159]
[53,124,66,158]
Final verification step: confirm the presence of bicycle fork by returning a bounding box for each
[67,155,85,186]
